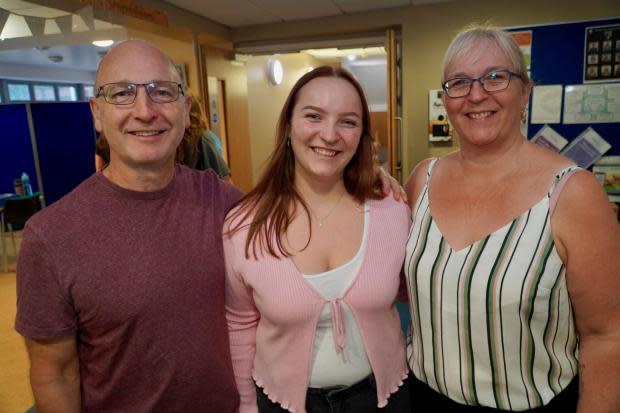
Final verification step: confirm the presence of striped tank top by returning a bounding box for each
[405,159,580,410]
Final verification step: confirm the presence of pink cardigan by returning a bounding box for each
[224,196,410,413]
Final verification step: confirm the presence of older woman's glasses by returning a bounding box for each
[442,70,521,98]
[95,81,184,105]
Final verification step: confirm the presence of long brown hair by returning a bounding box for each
[228,65,382,259]
[176,95,205,165]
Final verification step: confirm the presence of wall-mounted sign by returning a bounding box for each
[428,89,451,142]
[584,24,620,83]
[509,30,532,71]
[80,0,169,27]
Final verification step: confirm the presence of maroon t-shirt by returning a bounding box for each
[15,165,242,412]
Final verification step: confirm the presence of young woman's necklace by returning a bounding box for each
[309,192,345,228]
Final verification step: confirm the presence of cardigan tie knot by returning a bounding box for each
[329,299,346,353]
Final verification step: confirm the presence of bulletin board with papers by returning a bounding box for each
[508,18,620,162]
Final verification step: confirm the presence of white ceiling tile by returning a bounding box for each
[164,0,279,27]
[251,0,341,20]
[333,0,410,14]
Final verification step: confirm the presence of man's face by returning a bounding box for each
[89,41,191,172]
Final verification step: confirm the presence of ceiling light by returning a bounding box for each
[266,58,283,85]
[92,40,113,47]
[303,47,386,59]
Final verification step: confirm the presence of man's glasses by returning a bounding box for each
[442,70,522,98]
[95,81,184,105]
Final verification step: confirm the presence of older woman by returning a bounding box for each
[224,66,411,413]
[404,26,620,412]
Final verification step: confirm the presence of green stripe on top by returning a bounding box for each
[456,246,473,404]
[460,237,489,406]
[407,201,433,382]
[485,216,523,409]
[497,209,533,411]
[520,213,554,408]
[430,238,449,395]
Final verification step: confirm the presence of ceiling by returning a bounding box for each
[163,0,452,28]
[0,0,453,76]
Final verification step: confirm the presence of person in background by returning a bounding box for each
[404,25,620,412]
[180,95,232,181]
[15,40,241,412]
[94,133,109,172]
[224,66,411,413]
[208,128,225,157]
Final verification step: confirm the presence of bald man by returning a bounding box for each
[15,40,241,412]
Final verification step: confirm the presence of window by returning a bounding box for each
[8,83,31,101]
[58,85,77,101]
[0,80,91,103]
[83,85,94,99]
[33,85,56,101]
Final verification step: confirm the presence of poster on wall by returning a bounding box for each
[584,24,620,82]
[561,127,611,168]
[531,85,563,124]
[531,125,567,152]
[509,31,532,71]
[563,83,620,123]
[592,156,620,202]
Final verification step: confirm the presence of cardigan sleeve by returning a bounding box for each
[223,230,260,413]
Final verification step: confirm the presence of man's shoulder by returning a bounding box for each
[28,174,101,229]
[176,165,243,208]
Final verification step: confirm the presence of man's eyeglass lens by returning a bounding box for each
[97,82,182,105]
[443,70,517,98]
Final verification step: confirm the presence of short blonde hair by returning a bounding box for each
[442,24,530,88]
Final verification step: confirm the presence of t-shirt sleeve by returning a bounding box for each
[219,179,244,215]
[15,223,77,340]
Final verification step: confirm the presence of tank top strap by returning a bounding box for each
[425,158,439,187]
[548,165,581,217]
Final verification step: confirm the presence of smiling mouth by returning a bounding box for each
[128,130,165,137]
[312,147,339,157]
[467,111,495,119]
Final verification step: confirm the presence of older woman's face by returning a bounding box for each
[443,41,530,148]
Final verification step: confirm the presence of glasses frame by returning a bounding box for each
[442,70,522,98]
[95,81,184,105]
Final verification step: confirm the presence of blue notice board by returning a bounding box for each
[510,17,620,157]
[0,104,38,194]
[31,102,96,205]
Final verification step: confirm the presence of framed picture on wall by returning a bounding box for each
[174,62,188,88]
[584,24,620,83]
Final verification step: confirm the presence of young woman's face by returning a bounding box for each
[289,76,363,186]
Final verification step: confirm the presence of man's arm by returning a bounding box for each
[25,336,80,413]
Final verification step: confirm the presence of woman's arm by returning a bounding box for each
[553,171,620,413]
[223,230,260,413]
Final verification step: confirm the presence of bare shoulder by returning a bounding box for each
[552,167,619,260]
[555,168,608,211]
[404,158,434,208]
